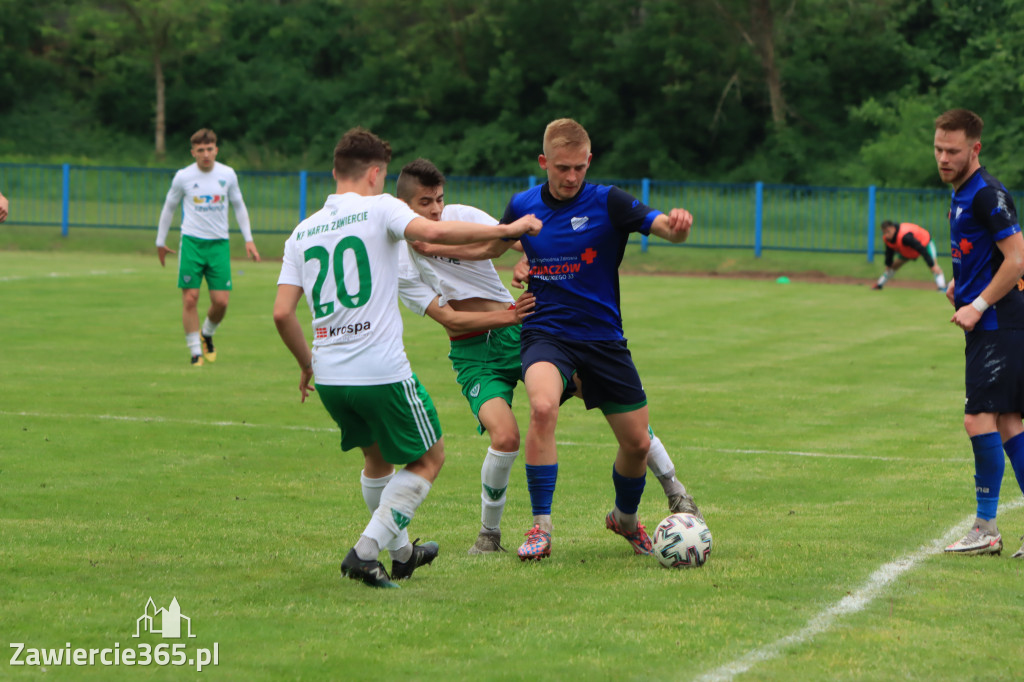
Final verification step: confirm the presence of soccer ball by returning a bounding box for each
[652,513,712,568]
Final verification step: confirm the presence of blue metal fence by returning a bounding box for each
[0,162,953,261]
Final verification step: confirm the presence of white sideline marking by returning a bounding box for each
[695,497,1024,682]
[2,410,336,434]
[0,269,138,283]
[0,414,959,462]
[558,442,958,463]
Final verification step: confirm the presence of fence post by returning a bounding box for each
[528,175,537,188]
[866,185,876,263]
[641,177,651,253]
[299,170,308,222]
[61,163,70,237]
[754,181,764,258]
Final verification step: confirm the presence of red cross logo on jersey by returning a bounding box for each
[581,248,597,264]
[959,238,973,255]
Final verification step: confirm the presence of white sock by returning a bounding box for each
[360,470,406,552]
[647,433,686,497]
[201,317,219,338]
[935,273,947,290]
[480,448,518,531]
[185,332,201,356]
[362,469,431,557]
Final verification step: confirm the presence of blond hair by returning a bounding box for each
[543,118,591,156]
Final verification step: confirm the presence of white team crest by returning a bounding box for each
[470,384,481,398]
[570,216,589,231]
[183,275,192,284]
[955,207,963,219]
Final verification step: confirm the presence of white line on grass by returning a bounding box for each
[0,269,138,283]
[694,497,1024,682]
[2,410,337,433]
[557,441,959,463]
[0,412,962,462]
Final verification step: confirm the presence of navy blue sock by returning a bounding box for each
[612,465,646,515]
[972,432,1004,521]
[525,463,557,516]
[1003,431,1024,497]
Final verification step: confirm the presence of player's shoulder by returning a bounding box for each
[213,161,239,180]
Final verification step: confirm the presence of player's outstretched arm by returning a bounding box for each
[272,284,315,402]
[410,237,515,261]
[424,292,535,334]
[406,214,541,245]
[649,208,693,244]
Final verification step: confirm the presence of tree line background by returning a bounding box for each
[3,0,1024,188]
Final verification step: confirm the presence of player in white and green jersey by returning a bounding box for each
[156,128,261,366]
[395,158,701,557]
[272,128,541,588]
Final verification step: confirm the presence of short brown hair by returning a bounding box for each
[333,127,392,180]
[190,128,217,146]
[935,109,984,140]
[543,118,591,156]
[880,220,898,231]
[396,158,446,202]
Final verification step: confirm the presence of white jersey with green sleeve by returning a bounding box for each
[156,161,253,247]
[407,204,515,307]
[277,192,420,386]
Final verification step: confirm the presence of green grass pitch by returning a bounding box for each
[2,250,1023,681]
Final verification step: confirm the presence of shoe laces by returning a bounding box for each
[524,525,548,543]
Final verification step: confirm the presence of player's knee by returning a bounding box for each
[529,401,559,432]
[489,427,520,453]
[620,432,651,461]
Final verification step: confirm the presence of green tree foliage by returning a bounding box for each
[2,0,1023,188]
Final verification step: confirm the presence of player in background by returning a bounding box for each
[0,190,8,222]
[502,118,694,561]
[273,128,541,588]
[873,220,947,291]
[935,109,1024,559]
[156,128,261,366]
[397,159,699,555]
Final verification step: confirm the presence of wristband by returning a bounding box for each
[971,297,990,313]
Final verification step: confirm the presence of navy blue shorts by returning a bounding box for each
[964,329,1024,415]
[520,329,646,414]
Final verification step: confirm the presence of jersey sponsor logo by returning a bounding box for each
[954,238,973,258]
[192,195,225,205]
[580,247,597,264]
[314,321,373,342]
[570,216,589,231]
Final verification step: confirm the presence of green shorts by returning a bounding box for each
[448,326,522,434]
[315,375,442,465]
[178,235,232,290]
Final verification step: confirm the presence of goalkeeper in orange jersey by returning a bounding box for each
[873,220,947,292]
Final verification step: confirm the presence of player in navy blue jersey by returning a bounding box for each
[934,109,1024,559]
[500,118,694,561]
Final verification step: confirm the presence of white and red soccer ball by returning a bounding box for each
[652,513,713,568]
